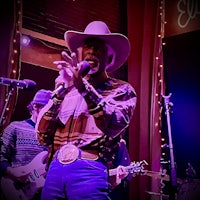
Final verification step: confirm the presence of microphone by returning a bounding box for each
[51,83,66,99]
[78,61,91,77]
[51,61,90,99]
[0,77,36,91]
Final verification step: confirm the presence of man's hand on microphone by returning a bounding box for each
[60,51,82,78]
[54,51,87,92]
[52,63,73,99]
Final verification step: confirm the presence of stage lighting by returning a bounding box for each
[20,35,30,46]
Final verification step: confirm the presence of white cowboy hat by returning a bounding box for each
[64,21,130,73]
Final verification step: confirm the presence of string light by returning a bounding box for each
[151,4,168,186]
[3,0,22,128]
[154,1,166,141]
[158,1,172,172]
[10,0,21,79]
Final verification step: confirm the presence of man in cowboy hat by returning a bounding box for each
[36,21,137,200]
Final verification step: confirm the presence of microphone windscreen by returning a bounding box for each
[23,79,36,91]
[80,61,91,77]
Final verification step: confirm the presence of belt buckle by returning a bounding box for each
[57,144,79,164]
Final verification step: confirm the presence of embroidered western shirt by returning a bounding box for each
[36,77,137,161]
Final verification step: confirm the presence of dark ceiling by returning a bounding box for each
[22,0,127,40]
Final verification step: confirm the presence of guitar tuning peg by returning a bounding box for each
[131,161,136,165]
[141,160,148,166]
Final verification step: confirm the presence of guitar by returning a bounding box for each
[109,160,148,176]
[108,160,148,189]
[1,151,48,200]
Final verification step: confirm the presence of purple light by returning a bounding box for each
[20,35,30,46]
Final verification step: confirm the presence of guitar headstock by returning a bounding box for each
[127,160,148,176]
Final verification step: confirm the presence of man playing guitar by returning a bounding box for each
[0,89,52,200]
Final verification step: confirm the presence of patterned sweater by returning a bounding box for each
[0,119,46,177]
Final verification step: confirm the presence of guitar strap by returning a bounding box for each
[45,144,55,171]
[25,118,35,128]
[25,118,52,172]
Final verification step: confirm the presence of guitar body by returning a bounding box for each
[1,151,48,200]
[1,177,28,200]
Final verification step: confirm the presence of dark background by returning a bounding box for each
[162,29,200,197]
[10,63,58,121]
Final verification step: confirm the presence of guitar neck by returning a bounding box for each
[109,168,118,176]
[109,161,147,177]
[109,165,133,176]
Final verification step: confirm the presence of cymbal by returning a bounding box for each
[142,170,184,183]
[146,191,169,199]
[143,170,170,181]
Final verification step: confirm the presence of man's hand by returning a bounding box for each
[53,51,86,93]
[109,165,129,189]
[115,165,128,185]
[6,166,30,183]
[53,59,74,91]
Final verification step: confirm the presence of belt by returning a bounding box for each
[57,144,99,164]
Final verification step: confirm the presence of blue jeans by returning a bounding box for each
[41,158,110,200]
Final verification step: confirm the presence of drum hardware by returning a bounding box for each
[162,93,178,200]
[177,179,200,200]
[146,191,169,200]
[142,169,170,181]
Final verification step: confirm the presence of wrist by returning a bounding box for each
[52,97,63,105]
[6,166,12,176]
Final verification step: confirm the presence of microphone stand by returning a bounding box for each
[0,87,15,145]
[162,93,177,200]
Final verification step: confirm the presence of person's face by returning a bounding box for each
[32,103,45,122]
[81,38,108,75]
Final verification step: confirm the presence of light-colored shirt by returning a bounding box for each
[36,77,136,161]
